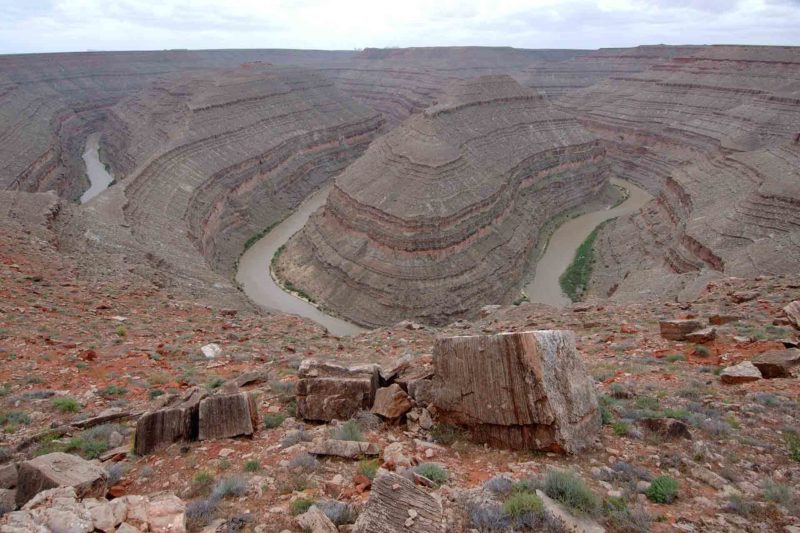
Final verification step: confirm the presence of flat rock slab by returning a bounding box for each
[16,452,107,507]
[134,387,206,455]
[433,330,600,453]
[353,470,443,532]
[198,392,258,440]
[686,327,717,343]
[308,440,381,459]
[659,319,704,341]
[297,360,379,422]
[752,349,800,378]
[371,384,412,419]
[720,361,762,384]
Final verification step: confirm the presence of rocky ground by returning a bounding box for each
[1,215,799,532]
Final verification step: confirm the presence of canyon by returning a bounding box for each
[1,44,799,532]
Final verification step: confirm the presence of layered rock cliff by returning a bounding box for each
[276,75,609,326]
[55,65,383,306]
[556,46,800,300]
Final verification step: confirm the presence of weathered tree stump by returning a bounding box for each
[297,360,379,422]
[133,388,206,455]
[198,391,259,440]
[353,470,443,532]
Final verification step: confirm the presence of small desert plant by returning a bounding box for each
[263,412,287,429]
[185,498,217,531]
[280,428,311,448]
[288,452,318,472]
[430,423,465,445]
[357,458,380,480]
[502,492,544,518]
[191,471,215,496]
[511,478,541,495]
[413,463,448,487]
[0,411,31,427]
[330,420,363,442]
[484,475,514,495]
[243,459,261,473]
[290,497,316,516]
[762,479,792,505]
[52,397,81,413]
[612,421,630,437]
[315,499,357,525]
[694,345,710,357]
[664,354,685,363]
[115,325,128,337]
[100,384,127,397]
[205,376,225,391]
[211,476,247,500]
[646,475,679,504]
[106,463,128,485]
[543,469,601,516]
[784,430,800,462]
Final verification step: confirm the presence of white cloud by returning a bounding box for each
[0,0,798,54]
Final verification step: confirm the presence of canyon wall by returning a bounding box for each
[556,46,800,301]
[276,75,609,326]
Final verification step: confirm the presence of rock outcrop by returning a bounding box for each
[353,470,444,532]
[277,75,609,326]
[134,388,206,456]
[296,360,380,422]
[15,453,107,507]
[197,391,259,441]
[432,330,600,453]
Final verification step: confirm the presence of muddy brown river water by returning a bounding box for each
[80,133,114,204]
[523,177,652,307]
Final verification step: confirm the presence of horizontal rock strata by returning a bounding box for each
[556,46,800,301]
[277,75,608,326]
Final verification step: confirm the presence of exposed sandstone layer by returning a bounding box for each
[277,76,609,326]
[557,46,800,301]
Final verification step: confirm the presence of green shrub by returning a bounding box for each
[191,471,215,496]
[115,325,127,337]
[762,479,792,505]
[694,345,710,357]
[100,384,127,397]
[511,478,540,495]
[52,397,81,413]
[612,421,630,437]
[263,412,287,429]
[331,420,363,442]
[664,354,685,363]
[635,396,659,410]
[646,475,679,504]
[543,470,601,516]
[784,431,800,462]
[290,497,316,516]
[502,492,544,518]
[0,411,31,426]
[243,459,261,473]
[600,404,613,425]
[430,423,465,445]
[413,463,448,487]
[205,376,225,391]
[357,459,380,480]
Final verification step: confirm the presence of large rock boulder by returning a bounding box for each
[432,330,600,453]
[720,361,762,384]
[198,391,259,440]
[297,360,380,422]
[134,388,206,455]
[15,453,107,507]
[353,470,444,532]
[659,319,704,341]
[752,349,800,378]
[371,384,413,419]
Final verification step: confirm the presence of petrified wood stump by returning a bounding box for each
[432,330,600,453]
[297,360,379,422]
[353,470,443,532]
[133,388,206,456]
[198,391,259,440]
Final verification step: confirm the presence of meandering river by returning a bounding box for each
[235,186,366,337]
[80,132,113,204]
[523,177,652,307]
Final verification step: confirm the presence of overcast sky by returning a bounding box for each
[1,0,799,55]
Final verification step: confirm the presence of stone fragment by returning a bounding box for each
[201,343,221,359]
[296,360,379,422]
[0,464,17,489]
[752,349,800,378]
[16,453,108,507]
[730,290,758,303]
[686,327,716,344]
[408,379,435,407]
[308,440,381,459]
[383,442,413,469]
[720,361,762,384]
[0,489,15,514]
[785,300,800,330]
[296,505,337,533]
[353,470,443,532]
[115,523,140,533]
[479,305,501,318]
[432,330,600,453]
[638,418,692,440]
[709,314,741,326]
[146,493,186,533]
[83,498,116,531]
[198,392,258,440]
[659,319,704,341]
[134,387,206,455]
[371,384,412,419]
[536,490,605,533]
